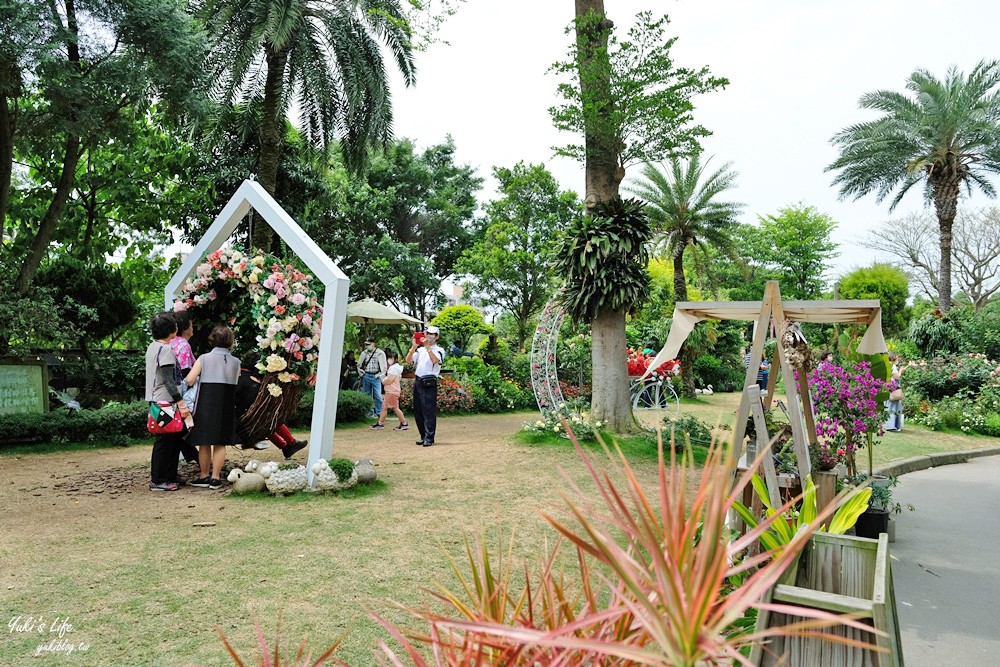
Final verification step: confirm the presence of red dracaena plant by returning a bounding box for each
[372,426,880,666]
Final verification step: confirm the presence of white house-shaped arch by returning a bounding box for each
[164,179,349,482]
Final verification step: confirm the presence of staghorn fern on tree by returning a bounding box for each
[550,197,651,431]
[550,197,651,324]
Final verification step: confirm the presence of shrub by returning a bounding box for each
[558,380,591,401]
[904,354,994,400]
[287,388,314,427]
[509,353,531,384]
[662,413,713,447]
[450,357,533,413]
[909,306,1000,360]
[335,390,374,423]
[981,413,1000,437]
[54,350,145,399]
[476,335,511,372]
[327,457,355,481]
[0,400,149,448]
[399,376,475,413]
[692,354,744,391]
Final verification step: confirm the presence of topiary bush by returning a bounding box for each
[327,457,356,482]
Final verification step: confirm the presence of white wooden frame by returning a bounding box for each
[164,180,349,484]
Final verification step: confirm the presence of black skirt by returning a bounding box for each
[190,382,238,446]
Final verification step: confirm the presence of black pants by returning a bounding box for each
[151,431,184,483]
[413,376,439,443]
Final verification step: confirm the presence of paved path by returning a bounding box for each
[892,454,1000,666]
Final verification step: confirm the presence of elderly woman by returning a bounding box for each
[184,326,241,489]
[144,312,191,491]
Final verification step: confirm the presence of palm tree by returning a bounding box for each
[828,60,1000,313]
[627,155,743,302]
[201,0,417,249]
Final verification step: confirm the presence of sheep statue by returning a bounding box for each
[227,467,266,494]
[262,461,307,495]
[311,458,358,492]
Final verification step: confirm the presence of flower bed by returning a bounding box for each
[398,376,476,413]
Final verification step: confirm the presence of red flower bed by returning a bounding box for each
[627,348,681,377]
[399,376,476,413]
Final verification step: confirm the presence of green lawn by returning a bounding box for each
[0,402,994,665]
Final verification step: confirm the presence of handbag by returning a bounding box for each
[148,401,184,434]
[889,388,903,402]
[418,375,438,389]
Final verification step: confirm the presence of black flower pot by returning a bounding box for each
[854,508,890,539]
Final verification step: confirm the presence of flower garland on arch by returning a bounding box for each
[173,246,323,442]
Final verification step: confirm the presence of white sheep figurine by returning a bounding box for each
[263,462,308,495]
[311,458,359,492]
[227,468,267,494]
[257,461,280,479]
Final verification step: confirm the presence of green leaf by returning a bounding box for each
[828,488,872,534]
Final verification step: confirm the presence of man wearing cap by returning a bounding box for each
[358,336,387,419]
[406,325,446,446]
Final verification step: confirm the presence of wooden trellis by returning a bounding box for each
[646,281,889,497]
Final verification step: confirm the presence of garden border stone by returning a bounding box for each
[874,445,1000,478]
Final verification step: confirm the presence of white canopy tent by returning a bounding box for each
[644,300,887,378]
[346,299,424,326]
[164,180,349,483]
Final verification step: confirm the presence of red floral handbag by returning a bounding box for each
[147,401,184,435]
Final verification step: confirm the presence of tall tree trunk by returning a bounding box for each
[14,135,81,295]
[0,57,18,236]
[672,251,688,302]
[590,307,634,429]
[254,46,289,252]
[932,176,959,313]
[575,0,634,432]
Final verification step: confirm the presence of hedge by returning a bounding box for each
[0,401,149,447]
[1,388,377,450]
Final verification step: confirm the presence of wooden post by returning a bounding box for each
[763,344,780,410]
[747,384,781,509]
[813,470,838,530]
[730,282,777,464]
[769,289,812,481]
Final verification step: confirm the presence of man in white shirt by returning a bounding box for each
[406,325,446,446]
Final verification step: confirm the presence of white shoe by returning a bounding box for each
[252,441,271,450]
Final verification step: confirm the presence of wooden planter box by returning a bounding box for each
[751,532,904,666]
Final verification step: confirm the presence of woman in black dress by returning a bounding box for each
[184,326,240,489]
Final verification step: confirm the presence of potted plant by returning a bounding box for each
[850,473,895,539]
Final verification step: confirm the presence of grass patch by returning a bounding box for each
[513,429,709,466]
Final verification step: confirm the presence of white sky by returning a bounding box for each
[390,0,1000,281]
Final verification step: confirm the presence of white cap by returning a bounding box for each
[426,326,440,335]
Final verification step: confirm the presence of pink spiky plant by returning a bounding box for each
[373,424,880,666]
[216,616,343,667]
